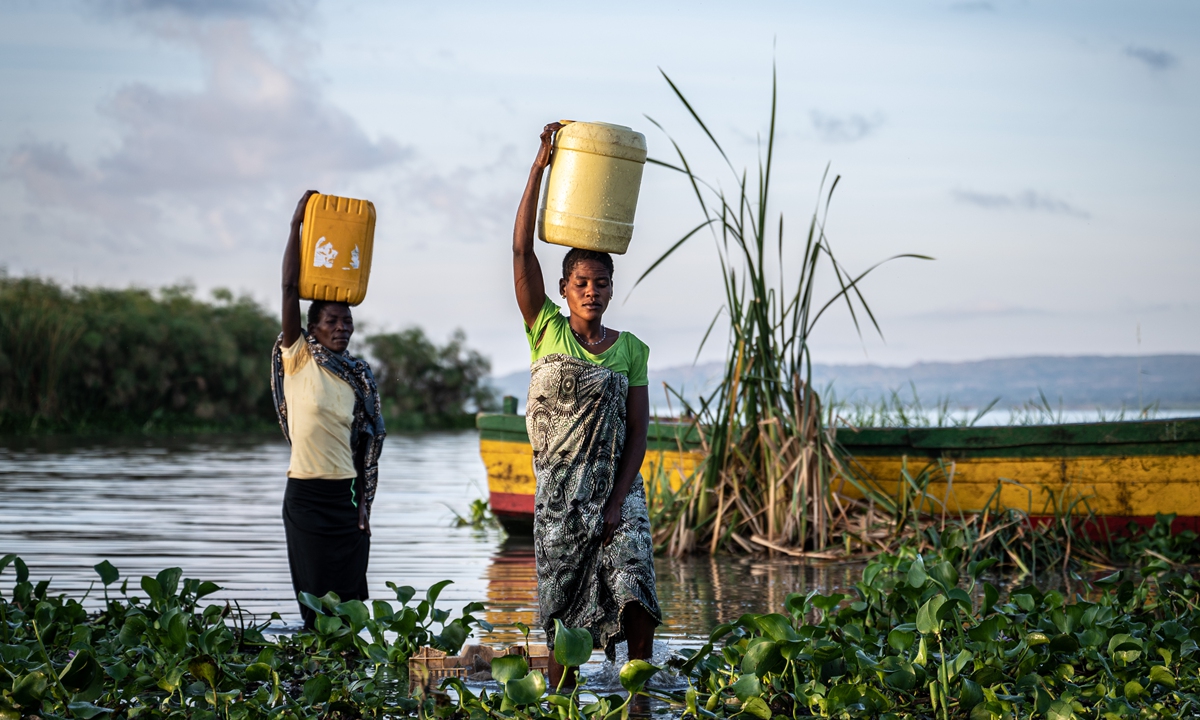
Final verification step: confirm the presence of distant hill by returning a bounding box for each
[492,354,1200,412]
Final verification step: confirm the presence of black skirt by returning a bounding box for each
[282,478,370,628]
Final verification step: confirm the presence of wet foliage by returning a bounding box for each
[0,555,487,719]
[667,541,1200,719]
[6,535,1200,719]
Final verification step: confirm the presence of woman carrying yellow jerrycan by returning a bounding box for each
[270,189,386,629]
[512,122,661,687]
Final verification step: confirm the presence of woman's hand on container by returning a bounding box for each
[282,189,318,348]
[534,122,564,170]
[292,190,318,232]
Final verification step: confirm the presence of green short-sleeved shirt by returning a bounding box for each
[526,296,649,387]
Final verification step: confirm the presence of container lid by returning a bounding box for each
[555,121,647,163]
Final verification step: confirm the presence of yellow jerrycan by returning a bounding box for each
[299,193,376,306]
[538,121,647,254]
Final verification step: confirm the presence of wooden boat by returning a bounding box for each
[477,413,1200,536]
[477,412,702,534]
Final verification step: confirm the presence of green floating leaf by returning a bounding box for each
[334,600,370,631]
[426,579,453,606]
[730,673,761,702]
[297,592,326,617]
[907,556,927,588]
[156,567,182,599]
[619,659,660,694]
[302,674,332,706]
[314,614,343,636]
[11,671,48,707]
[505,669,547,705]
[118,616,147,647]
[67,701,113,719]
[93,560,119,587]
[244,663,272,683]
[930,561,959,589]
[741,640,781,677]
[1124,679,1145,701]
[916,595,946,635]
[970,701,1006,720]
[188,656,219,686]
[1046,699,1074,720]
[60,648,101,692]
[553,619,593,667]
[1107,633,1142,656]
[740,696,772,720]
[754,613,800,643]
[887,628,915,652]
[1149,664,1176,688]
[139,576,162,606]
[490,655,529,684]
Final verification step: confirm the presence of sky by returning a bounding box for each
[1,0,1196,376]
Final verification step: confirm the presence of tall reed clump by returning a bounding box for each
[639,68,929,556]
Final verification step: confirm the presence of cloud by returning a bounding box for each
[810,111,884,143]
[8,18,406,250]
[951,189,1090,218]
[95,0,314,21]
[1124,45,1179,71]
[949,2,995,12]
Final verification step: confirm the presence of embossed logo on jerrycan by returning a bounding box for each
[538,121,647,255]
[299,193,376,306]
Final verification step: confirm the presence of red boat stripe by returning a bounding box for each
[490,491,535,517]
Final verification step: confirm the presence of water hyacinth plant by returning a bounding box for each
[0,554,487,719]
[638,66,930,556]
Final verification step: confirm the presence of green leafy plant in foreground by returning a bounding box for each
[0,554,487,719]
[669,544,1200,719]
[8,541,1200,719]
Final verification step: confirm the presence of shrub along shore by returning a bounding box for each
[3,534,1199,719]
[0,275,496,435]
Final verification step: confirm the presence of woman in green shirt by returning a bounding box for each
[513,123,662,687]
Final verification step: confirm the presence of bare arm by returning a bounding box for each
[282,190,317,348]
[513,122,563,327]
[602,385,650,545]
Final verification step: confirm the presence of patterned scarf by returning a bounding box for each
[270,330,386,518]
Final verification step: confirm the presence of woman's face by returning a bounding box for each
[310,304,354,353]
[559,260,613,323]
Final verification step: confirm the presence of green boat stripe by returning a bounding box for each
[477,414,1200,458]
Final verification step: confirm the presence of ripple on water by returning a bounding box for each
[0,431,861,650]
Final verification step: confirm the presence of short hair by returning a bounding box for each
[561,248,614,279]
[307,300,349,327]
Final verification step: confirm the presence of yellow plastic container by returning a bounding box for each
[538,121,647,255]
[299,193,376,306]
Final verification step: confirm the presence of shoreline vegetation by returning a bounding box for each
[5,530,1200,719]
[0,274,497,437]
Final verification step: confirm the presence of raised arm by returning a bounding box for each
[282,190,317,348]
[513,122,563,327]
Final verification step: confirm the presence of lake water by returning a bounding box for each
[0,431,863,653]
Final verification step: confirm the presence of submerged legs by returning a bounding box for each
[547,602,657,690]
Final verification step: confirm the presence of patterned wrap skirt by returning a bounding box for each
[527,354,662,659]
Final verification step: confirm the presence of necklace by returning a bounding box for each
[572,325,607,347]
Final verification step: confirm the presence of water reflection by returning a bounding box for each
[479,536,866,647]
[1,431,862,647]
